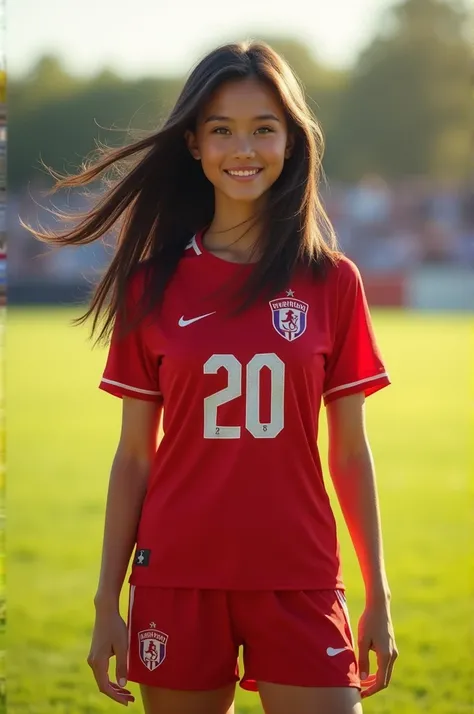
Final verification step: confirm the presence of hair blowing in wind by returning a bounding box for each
[24,40,339,343]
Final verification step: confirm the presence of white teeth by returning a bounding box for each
[227,169,260,177]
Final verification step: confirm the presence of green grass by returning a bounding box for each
[6,307,474,714]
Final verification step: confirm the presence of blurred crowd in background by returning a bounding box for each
[325,175,474,270]
[7,173,474,285]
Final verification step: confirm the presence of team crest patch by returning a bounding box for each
[269,294,309,341]
[138,623,168,671]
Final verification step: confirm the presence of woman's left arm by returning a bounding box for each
[326,391,399,698]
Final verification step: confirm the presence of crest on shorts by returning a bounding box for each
[269,292,309,342]
[138,623,168,671]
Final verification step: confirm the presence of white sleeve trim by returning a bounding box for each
[323,372,389,398]
[101,377,161,396]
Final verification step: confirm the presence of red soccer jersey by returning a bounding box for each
[100,231,390,590]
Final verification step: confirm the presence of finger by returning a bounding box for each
[360,677,377,692]
[98,682,130,705]
[377,648,393,689]
[100,680,133,706]
[384,648,398,688]
[361,650,391,698]
[89,656,110,693]
[109,682,133,697]
[358,638,371,681]
[361,683,380,698]
[110,681,131,689]
[110,682,135,701]
[90,660,132,706]
[114,643,129,690]
[361,673,386,699]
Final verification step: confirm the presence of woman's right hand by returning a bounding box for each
[87,607,135,707]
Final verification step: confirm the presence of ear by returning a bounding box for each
[285,133,295,159]
[184,129,201,160]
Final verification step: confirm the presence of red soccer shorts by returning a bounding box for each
[126,587,361,691]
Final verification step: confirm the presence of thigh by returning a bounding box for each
[127,586,239,691]
[140,683,236,714]
[258,682,362,714]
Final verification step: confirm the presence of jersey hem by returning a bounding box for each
[127,574,346,591]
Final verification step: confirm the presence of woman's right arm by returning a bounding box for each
[88,396,162,706]
[94,396,162,609]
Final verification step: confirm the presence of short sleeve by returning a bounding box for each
[99,269,162,402]
[322,257,390,405]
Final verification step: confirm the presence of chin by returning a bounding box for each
[220,184,269,203]
[229,190,265,203]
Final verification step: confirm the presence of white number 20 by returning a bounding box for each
[203,353,284,439]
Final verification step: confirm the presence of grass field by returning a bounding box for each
[6,307,473,714]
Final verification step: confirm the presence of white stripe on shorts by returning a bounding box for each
[335,589,354,644]
[127,585,136,672]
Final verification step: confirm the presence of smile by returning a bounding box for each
[224,168,263,178]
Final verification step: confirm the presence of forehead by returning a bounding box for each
[201,78,285,120]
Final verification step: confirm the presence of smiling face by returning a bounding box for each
[186,78,293,207]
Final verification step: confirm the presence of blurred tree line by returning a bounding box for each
[8,0,471,190]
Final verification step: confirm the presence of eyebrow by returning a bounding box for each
[204,113,281,123]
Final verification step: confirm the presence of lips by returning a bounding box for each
[224,167,263,178]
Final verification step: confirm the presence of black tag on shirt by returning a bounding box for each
[134,548,151,566]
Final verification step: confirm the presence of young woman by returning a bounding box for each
[30,41,398,714]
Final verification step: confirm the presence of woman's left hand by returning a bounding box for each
[357,599,399,698]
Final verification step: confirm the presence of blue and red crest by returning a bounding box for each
[269,296,309,341]
[138,625,168,671]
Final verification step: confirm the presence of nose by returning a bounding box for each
[232,135,256,159]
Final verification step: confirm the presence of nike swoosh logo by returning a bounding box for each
[178,312,216,327]
[326,647,348,657]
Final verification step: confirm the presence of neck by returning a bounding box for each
[204,193,265,262]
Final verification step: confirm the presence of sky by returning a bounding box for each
[8,0,394,78]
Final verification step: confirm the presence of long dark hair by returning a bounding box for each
[25,40,340,343]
